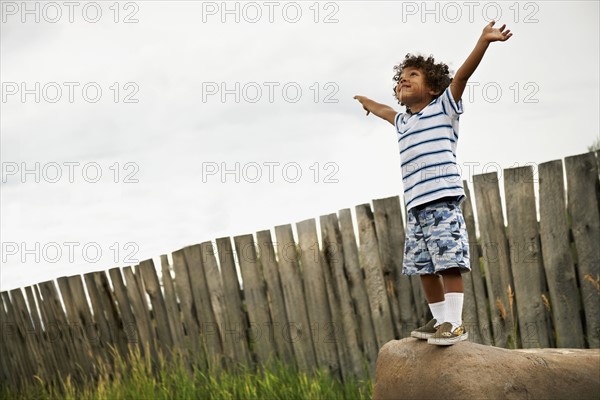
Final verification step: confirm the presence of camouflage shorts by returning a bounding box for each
[403,199,470,275]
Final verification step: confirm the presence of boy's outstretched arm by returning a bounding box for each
[451,20,512,103]
[353,95,397,126]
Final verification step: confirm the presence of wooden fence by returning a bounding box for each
[1,152,599,390]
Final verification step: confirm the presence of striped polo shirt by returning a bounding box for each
[394,86,466,211]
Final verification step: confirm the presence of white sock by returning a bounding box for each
[445,292,464,330]
[428,300,446,327]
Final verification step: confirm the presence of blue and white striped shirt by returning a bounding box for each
[395,87,466,211]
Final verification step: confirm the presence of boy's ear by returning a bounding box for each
[429,88,442,96]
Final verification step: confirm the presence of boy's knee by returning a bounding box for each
[438,267,462,277]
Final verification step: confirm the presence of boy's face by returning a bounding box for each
[395,67,438,108]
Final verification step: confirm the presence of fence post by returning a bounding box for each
[355,204,395,350]
[296,218,340,378]
[274,224,317,372]
[108,268,141,353]
[38,280,80,381]
[234,234,275,365]
[83,272,116,366]
[122,267,158,363]
[215,237,253,367]
[8,289,42,384]
[140,258,174,357]
[373,196,418,340]
[171,249,203,359]
[538,159,585,347]
[473,172,515,348]
[67,275,103,370]
[93,270,129,356]
[182,244,224,366]
[56,277,95,378]
[200,241,238,367]
[0,294,14,385]
[158,255,188,361]
[320,213,365,380]
[565,152,600,348]
[462,182,492,345]
[338,208,378,377]
[23,286,52,378]
[504,166,551,348]
[256,230,295,366]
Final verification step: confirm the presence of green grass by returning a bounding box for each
[0,347,372,400]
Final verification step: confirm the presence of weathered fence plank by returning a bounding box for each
[140,259,174,356]
[0,294,13,385]
[371,197,402,338]
[317,246,348,381]
[38,280,79,380]
[132,264,151,330]
[23,287,43,354]
[355,204,395,350]
[256,230,295,366]
[182,244,223,363]
[57,277,94,377]
[94,271,128,355]
[83,272,114,363]
[107,268,140,351]
[473,172,515,348]
[338,208,378,376]
[273,224,317,371]
[505,166,551,348]
[23,285,55,380]
[1,292,27,386]
[565,152,600,348]
[159,255,187,356]
[68,275,101,360]
[215,237,252,367]
[320,213,365,379]
[409,276,428,326]
[538,160,585,347]
[9,289,40,383]
[462,182,492,345]
[171,249,202,357]
[31,284,63,383]
[234,234,275,364]
[122,266,157,362]
[296,218,340,377]
[199,241,232,363]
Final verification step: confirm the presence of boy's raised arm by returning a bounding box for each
[451,21,512,103]
[353,95,397,126]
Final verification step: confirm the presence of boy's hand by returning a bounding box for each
[354,95,371,115]
[481,20,512,43]
[452,21,513,102]
[353,95,397,125]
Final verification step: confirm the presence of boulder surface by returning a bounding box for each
[373,338,600,400]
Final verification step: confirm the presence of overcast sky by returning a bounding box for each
[1,1,599,291]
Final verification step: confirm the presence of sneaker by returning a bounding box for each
[427,322,468,345]
[410,318,438,339]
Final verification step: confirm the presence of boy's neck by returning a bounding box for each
[407,96,435,114]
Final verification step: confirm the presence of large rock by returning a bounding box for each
[373,338,600,400]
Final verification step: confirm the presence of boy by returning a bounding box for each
[354,21,512,345]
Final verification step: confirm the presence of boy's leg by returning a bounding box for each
[440,267,463,293]
[420,274,445,303]
[404,207,447,338]
[440,267,464,330]
[410,274,446,338]
[424,200,470,344]
[420,274,446,327]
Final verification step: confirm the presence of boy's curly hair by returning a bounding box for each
[393,54,453,113]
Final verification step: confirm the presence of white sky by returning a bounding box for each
[1,0,599,291]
